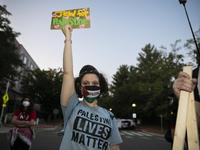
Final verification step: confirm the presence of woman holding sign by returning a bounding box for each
[60,25,122,150]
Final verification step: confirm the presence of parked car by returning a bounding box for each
[121,120,130,128]
[117,119,135,129]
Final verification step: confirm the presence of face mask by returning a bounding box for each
[23,101,30,107]
[82,86,100,103]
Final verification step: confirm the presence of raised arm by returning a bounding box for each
[61,25,74,106]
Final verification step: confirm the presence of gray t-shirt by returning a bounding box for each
[60,92,123,150]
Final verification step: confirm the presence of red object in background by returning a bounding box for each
[179,0,187,4]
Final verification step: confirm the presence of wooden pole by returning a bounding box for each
[187,91,199,149]
[172,66,199,150]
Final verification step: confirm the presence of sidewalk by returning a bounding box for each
[0,122,64,133]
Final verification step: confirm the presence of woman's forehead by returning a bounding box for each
[82,74,99,81]
[24,98,30,101]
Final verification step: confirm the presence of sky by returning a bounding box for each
[1,0,200,84]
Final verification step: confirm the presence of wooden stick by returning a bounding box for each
[172,66,193,150]
[187,91,199,150]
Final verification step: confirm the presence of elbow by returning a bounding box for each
[11,120,15,125]
[32,122,35,126]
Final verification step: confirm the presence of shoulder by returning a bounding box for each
[31,110,36,113]
[13,109,20,114]
[30,110,36,115]
[102,108,115,120]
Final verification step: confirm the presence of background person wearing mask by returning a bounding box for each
[7,96,36,150]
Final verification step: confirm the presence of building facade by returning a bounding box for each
[2,39,40,122]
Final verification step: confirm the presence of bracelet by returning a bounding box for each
[64,39,72,44]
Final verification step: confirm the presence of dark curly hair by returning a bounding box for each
[19,96,34,115]
[75,65,108,99]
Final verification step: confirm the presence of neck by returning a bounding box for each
[83,99,98,107]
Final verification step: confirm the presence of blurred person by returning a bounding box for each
[7,96,36,150]
[59,25,122,150]
[137,119,140,130]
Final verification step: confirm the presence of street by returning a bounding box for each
[120,130,171,150]
[0,128,171,150]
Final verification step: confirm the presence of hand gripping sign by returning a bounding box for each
[172,66,199,150]
[50,8,90,30]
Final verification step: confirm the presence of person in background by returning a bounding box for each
[170,99,178,142]
[59,25,122,150]
[7,96,36,150]
[137,119,141,130]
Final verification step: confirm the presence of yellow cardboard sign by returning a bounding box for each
[3,93,9,103]
[50,8,91,30]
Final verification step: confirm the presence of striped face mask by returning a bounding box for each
[82,86,100,103]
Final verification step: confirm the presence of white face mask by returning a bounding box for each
[23,101,30,107]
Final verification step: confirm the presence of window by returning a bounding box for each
[23,56,27,64]
[30,64,34,70]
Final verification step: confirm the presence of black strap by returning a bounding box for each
[192,67,200,102]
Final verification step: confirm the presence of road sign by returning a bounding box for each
[2,104,6,107]
[53,109,59,115]
[3,93,9,103]
[132,113,137,118]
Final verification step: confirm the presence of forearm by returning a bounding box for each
[171,128,175,140]
[110,145,120,150]
[17,121,34,127]
[63,40,73,75]
[11,119,26,126]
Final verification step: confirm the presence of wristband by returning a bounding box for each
[64,39,72,44]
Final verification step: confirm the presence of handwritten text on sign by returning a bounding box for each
[51,8,90,29]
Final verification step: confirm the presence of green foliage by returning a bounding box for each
[99,43,187,124]
[20,68,63,115]
[184,29,200,66]
[0,5,23,96]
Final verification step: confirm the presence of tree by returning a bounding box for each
[108,43,186,124]
[20,68,63,121]
[184,29,200,65]
[0,5,23,96]
[109,65,135,118]
[136,43,185,121]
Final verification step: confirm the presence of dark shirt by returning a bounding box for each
[192,67,199,102]
[170,113,177,129]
